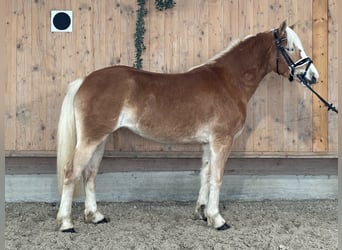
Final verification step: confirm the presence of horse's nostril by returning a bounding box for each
[311,76,317,84]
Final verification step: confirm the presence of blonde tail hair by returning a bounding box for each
[57,78,84,196]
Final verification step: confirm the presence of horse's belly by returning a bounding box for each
[128,122,209,144]
[117,106,209,144]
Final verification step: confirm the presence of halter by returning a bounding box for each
[273,29,338,113]
[273,29,313,83]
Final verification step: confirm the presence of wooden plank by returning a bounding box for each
[312,0,328,152]
[119,0,135,66]
[74,0,94,76]
[283,0,313,152]
[222,0,238,45]
[112,0,149,153]
[103,0,121,151]
[237,0,267,153]
[30,0,47,150]
[44,1,65,150]
[92,0,106,70]
[103,0,121,68]
[327,0,338,153]
[191,0,208,67]
[149,1,166,72]
[297,0,314,152]
[225,0,252,153]
[282,0,299,153]
[164,2,179,73]
[177,0,192,71]
[16,0,33,150]
[5,157,338,176]
[264,0,284,153]
[251,0,269,152]
[5,0,17,150]
[207,0,223,58]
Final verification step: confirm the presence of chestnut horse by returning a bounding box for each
[56,21,319,232]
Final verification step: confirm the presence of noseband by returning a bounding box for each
[273,29,313,82]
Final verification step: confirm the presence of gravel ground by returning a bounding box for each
[5,200,337,250]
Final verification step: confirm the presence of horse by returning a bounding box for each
[56,20,319,232]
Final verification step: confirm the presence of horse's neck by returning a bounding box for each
[213,32,274,102]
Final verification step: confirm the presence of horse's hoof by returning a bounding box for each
[61,228,76,233]
[96,217,109,224]
[216,223,230,231]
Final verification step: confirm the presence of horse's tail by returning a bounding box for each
[57,78,84,196]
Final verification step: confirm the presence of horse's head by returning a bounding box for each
[271,20,319,85]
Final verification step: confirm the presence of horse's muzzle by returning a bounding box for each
[296,73,317,86]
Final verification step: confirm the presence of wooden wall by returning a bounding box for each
[4,0,338,158]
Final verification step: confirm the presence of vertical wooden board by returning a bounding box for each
[297,0,314,152]
[327,0,338,152]
[238,0,254,37]
[222,0,238,46]
[103,0,122,151]
[30,0,47,150]
[250,0,269,152]
[312,0,328,152]
[119,0,135,66]
[173,0,206,154]
[207,0,223,59]
[92,0,105,70]
[44,1,67,150]
[73,0,94,76]
[230,0,252,153]
[5,0,17,150]
[59,0,79,149]
[113,0,153,152]
[191,0,208,67]
[60,0,77,86]
[237,0,266,153]
[16,0,33,150]
[163,1,179,73]
[177,0,193,71]
[282,0,298,152]
[149,1,166,72]
[224,0,252,152]
[113,1,167,152]
[264,0,285,153]
[237,0,256,153]
[104,0,121,67]
[282,0,312,152]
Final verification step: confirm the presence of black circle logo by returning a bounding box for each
[53,12,71,31]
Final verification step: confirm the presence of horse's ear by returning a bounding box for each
[289,23,296,30]
[279,20,287,37]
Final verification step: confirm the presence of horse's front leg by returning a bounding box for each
[195,144,211,221]
[206,136,232,230]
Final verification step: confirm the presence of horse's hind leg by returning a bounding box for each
[195,144,211,221]
[57,139,104,232]
[83,139,108,224]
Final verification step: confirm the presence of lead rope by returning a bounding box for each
[296,73,338,113]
